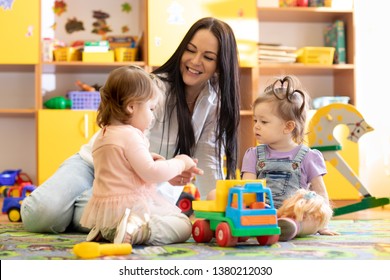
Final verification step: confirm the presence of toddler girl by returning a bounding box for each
[80,65,200,245]
[240,76,339,241]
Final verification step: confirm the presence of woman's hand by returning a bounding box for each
[169,159,204,186]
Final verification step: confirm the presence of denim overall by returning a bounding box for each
[256,144,309,209]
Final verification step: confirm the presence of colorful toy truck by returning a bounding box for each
[0,169,33,198]
[2,184,36,222]
[192,180,280,247]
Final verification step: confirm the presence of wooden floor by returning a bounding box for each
[0,198,389,224]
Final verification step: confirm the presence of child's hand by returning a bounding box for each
[318,228,340,236]
[175,154,196,170]
[151,152,165,161]
[188,159,204,176]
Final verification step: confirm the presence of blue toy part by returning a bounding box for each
[225,183,279,237]
[0,169,21,186]
[2,184,36,222]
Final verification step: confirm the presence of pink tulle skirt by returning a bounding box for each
[80,188,181,230]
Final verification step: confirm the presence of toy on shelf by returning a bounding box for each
[75,80,96,92]
[44,96,72,109]
[2,183,36,222]
[73,242,132,259]
[307,103,390,215]
[191,180,280,247]
[68,91,101,110]
[43,80,102,110]
[67,80,102,110]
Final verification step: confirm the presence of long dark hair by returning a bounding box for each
[152,17,240,179]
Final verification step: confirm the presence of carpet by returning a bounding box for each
[1,219,389,260]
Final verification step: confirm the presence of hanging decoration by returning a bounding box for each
[92,10,112,36]
[53,0,67,16]
[65,17,85,34]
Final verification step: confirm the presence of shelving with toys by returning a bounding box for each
[1,1,356,197]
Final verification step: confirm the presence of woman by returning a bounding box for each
[21,17,241,233]
[150,16,240,201]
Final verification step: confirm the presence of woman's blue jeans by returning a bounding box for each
[21,154,93,233]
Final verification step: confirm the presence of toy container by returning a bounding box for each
[54,47,82,61]
[114,48,138,62]
[68,91,101,110]
[0,169,21,186]
[296,47,335,65]
[82,51,115,63]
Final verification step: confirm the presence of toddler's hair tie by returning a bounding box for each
[304,191,316,200]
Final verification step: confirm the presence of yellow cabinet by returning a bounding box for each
[37,110,99,185]
[147,0,258,67]
[0,0,40,64]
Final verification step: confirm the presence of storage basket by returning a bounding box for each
[296,47,335,65]
[82,51,115,63]
[68,91,101,110]
[54,47,82,62]
[0,169,21,186]
[114,47,138,62]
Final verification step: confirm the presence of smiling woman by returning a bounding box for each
[152,17,241,198]
[180,29,218,114]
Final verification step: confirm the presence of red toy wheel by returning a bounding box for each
[192,219,214,243]
[215,222,238,247]
[238,236,250,243]
[256,235,279,246]
[176,192,195,217]
[178,197,192,214]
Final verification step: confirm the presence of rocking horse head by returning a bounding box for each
[307,103,374,148]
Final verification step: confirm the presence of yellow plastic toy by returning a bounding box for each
[73,242,132,259]
[192,179,262,212]
[307,103,390,215]
[308,103,373,198]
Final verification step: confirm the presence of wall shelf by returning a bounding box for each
[258,7,353,22]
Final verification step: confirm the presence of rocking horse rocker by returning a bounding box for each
[307,103,390,216]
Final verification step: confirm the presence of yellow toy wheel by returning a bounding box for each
[8,208,21,222]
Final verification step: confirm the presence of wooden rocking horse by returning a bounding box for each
[307,103,390,216]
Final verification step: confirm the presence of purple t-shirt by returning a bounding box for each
[241,145,327,189]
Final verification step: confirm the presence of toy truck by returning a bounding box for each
[2,184,36,222]
[192,180,280,247]
[0,169,33,198]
